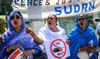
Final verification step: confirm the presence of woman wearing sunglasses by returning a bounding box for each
[0,10,42,59]
[67,13,99,59]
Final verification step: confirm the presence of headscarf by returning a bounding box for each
[39,21,66,41]
[2,10,25,42]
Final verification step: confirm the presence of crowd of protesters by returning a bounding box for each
[0,10,99,59]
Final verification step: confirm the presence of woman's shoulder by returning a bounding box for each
[68,27,78,35]
[88,27,95,31]
[2,30,10,38]
[70,27,77,32]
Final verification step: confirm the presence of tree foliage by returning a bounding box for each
[0,17,7,34]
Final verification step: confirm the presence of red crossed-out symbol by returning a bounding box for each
[50,38,66,58]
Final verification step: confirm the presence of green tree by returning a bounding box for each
[0,0,2,12]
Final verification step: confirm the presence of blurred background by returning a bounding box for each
[0,0,100,34]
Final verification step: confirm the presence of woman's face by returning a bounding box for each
[47,15,57,28]
[11,14,22,29]
[78,14,87,30]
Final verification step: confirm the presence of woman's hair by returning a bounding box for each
[48,14,57,20]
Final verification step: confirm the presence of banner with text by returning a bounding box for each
[12,0,100,19]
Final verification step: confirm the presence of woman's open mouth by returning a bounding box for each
[80,22,83,26]
[48,22,51,25]
[14,21,18,25]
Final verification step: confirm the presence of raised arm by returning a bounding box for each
[26,27,43,44]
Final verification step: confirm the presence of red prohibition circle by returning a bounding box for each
[50,38,66,58]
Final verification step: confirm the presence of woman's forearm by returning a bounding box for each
[31,31,43,44]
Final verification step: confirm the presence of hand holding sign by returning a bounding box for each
[21,50,34,58]
[8,49,33,59]
[7,44,22,52]
[8,49,23,59]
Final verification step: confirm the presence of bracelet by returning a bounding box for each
[6,47,10,52]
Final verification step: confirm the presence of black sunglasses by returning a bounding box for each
[78,18,86,21]
[10,15,21,19]
[47,17,54,20]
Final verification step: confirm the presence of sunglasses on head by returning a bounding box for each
[10,15,21,19]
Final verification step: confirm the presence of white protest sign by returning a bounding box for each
[44,38,70,59]
[8,49,23,59]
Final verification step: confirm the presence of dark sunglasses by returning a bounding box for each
[47,17,54,20]
[78,18,86,21]
[10,15,21,19]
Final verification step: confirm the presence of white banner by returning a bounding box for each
[42,0,100,18]
[12,0,100,19]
